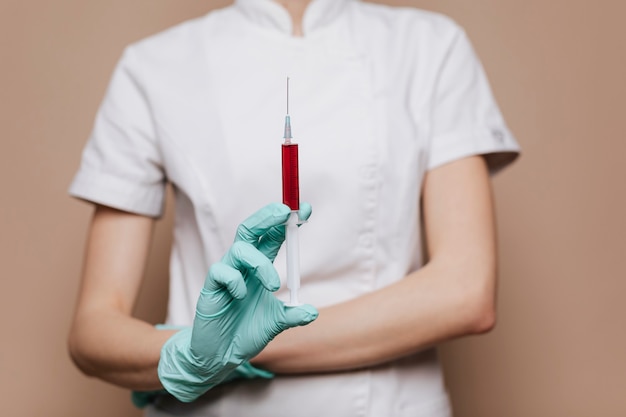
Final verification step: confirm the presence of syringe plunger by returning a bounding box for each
[285,212,300,306]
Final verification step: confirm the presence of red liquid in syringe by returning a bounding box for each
[282,143,299,210]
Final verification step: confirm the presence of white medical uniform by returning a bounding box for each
[70,0,520,415]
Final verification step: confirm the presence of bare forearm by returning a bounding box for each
[68,310,175,390]
[68,206,173,390]
[253,257,494,374]
[253,157,497,374]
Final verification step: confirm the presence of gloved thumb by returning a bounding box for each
[281,304,319,328]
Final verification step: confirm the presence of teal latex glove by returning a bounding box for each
[133,362,273,408]
[132,326,273,408]
[158,203,317,403]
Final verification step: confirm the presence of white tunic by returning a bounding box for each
[70,0,520,415]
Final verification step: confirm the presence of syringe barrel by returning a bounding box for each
[282,143,299,211]
[285,212,301,306]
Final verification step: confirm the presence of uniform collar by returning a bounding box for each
[234,0,353,36]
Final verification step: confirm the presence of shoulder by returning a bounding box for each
[348,2,464,52]
[120,5,240,75]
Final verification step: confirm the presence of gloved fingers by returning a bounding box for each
[256,224,285,261]
[221,241,281,292]
[235,361,274,379]
[297,201,313,223]
[203,262,247,299]
[257,201,312,260]
[280,304,319,329]
[235,203,291,245]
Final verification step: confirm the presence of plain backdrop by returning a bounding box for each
[1,0,625,416]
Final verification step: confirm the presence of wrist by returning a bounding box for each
[158,329,225,402]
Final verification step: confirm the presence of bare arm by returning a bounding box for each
[252,155,497,373]
[68,206,175,390]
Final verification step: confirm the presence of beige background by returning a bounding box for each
[1,0,624,416]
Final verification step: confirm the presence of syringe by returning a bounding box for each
[282,77,301,306]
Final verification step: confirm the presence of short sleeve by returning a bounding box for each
[427,27,520,174]
[69,48,166,217]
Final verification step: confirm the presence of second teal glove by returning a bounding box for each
[158,203,317,403]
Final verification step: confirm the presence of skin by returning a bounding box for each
[274,0,310,36]
[252,156,497,372]
[68,206,174,389]
[68,155,498,390]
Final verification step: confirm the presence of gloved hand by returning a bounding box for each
[132,325,274,408]
[158,202,317,403]
[133,361,274,408]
